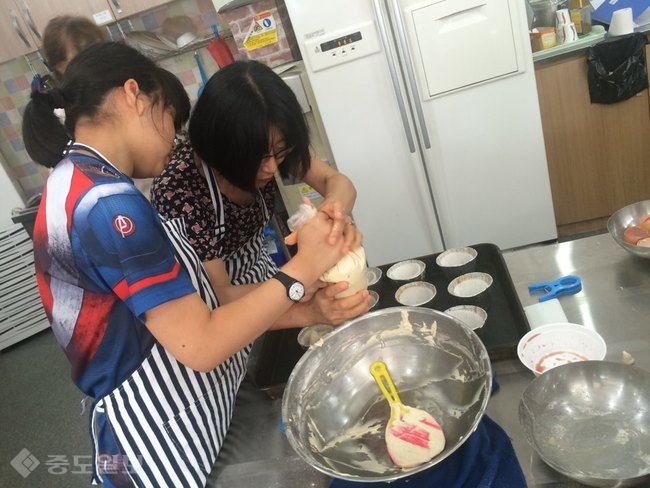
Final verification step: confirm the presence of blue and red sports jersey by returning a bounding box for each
[33,154,196,399]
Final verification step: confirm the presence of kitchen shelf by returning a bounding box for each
[533,25,606,62]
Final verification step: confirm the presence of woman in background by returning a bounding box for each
[41,15,160,198]
[42,15,106,77]
[22,42,356,487]
[151,60,368,327]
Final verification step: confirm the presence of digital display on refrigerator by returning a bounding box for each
[320,31,362,52]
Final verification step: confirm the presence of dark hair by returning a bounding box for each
[42,16,105,76]
[23,42,191,168]
[189,60,311,192]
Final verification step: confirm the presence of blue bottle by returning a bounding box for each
[264,224,287,267]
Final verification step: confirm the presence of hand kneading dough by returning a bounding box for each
[320,246,368,298]
[385,404,445,468]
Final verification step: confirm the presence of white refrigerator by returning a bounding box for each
[285,0,557,266]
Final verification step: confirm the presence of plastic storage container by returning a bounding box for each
[529,0,567,28]
[569,0,591,34]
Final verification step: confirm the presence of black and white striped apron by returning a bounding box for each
[89,219,250,487]
[202,162,278,285]
[62,144,250,487]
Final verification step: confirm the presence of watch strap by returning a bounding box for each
[272,271,304,302]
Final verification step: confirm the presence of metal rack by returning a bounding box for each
[0,224,49,350]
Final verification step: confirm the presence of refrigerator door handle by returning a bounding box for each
[371,0,416,154]
[389,0,432,150]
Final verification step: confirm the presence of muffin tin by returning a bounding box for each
[367,243,530,361]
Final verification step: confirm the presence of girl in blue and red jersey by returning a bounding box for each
[22,41,360,487]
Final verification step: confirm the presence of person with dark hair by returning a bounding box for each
[42,15,106,77]
[150,60,368,325]
[22,42,359,487]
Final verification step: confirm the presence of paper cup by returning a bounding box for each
[368,290,379,309]
[367,267,382,286]
[386,259,425,281]
[445,305,488,330]
[556,8,570,25]
[609,8,634,37]
[298,324,335,349]
[435,247,477,279]
[448,272,493,308]
[395,281,436,306]
[557,22,578,44]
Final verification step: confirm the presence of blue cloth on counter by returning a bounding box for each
[329,415,526,488]
[329,375,527,488]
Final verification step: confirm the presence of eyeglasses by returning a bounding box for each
[262,146,293,163]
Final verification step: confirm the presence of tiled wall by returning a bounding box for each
[0,0,230,201]
[219,0,299,68]
[0,56,46,201]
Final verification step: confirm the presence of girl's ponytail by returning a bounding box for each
[23,88,70,168]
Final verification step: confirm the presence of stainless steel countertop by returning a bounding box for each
[208,234,650,488]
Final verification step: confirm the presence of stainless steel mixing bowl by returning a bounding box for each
[282,306,492,482]
[519,361,650,487]
[607,200,650,259]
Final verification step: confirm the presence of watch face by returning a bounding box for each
[289,282,305,301]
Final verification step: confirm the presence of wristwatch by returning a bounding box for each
[273,271,305,302]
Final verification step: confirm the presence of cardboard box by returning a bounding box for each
[218,0,301,68]
[530,27,557,52]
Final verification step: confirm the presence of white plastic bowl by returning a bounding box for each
[517,322,607,375]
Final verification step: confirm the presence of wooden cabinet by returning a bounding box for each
[0,0,174,64]
[0,0,107,64]
[535,47,650,237]
[0,1,39,64]
[86,0,173,24]
[15,0,104,40]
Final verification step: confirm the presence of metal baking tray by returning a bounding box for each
[251,243,529,390]
[371,243,530,361]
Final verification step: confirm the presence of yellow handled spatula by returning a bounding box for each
[370,361,446,468]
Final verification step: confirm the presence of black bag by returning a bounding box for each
[586,33,648,104]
